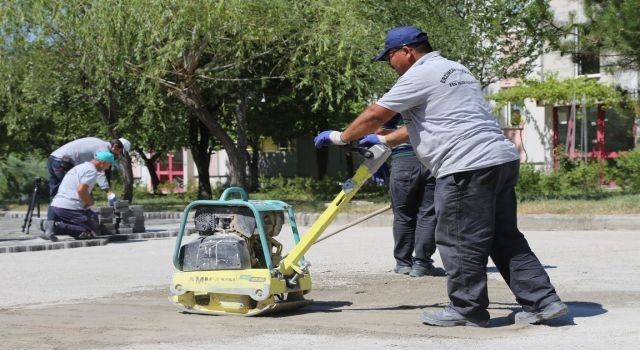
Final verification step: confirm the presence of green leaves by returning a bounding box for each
[489,74,624,108]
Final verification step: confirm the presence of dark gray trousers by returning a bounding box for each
[390,156,437,267]
[435,160,560,320]
[51,206,100,238]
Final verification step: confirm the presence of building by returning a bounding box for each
[494,0,639,171]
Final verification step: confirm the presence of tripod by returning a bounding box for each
[22,177,43,234]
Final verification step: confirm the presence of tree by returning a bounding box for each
[0,1,146,200]
[367,0,561,88]
[128,0,388,183]
[580,0,640,71]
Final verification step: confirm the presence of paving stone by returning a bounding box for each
[47,243,65,250]
[118,227,134,235]
[133,225,146,234]
[0,247,7,253]
[28,245,46,252]
[100,223,117,236]
[65,241,83,249]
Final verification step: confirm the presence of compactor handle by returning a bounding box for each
[340,144,374,159]
[219,187,249,201]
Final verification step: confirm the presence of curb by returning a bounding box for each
[1,211,185,220]
[5,210,640,231]
[0,229,188,254]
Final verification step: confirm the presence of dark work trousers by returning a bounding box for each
[435,160,560,320]
[389,156,437,268]
[51,206,99,238]
[46,156,69,220]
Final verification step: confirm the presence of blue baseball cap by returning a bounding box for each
[374,26,429,61]
[95,151,117,168]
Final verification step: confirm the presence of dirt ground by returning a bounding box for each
[1,227,639,349]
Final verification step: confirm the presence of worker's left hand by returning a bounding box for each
[314,130,347,148]
[359,134,382,147]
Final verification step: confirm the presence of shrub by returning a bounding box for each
[540,170,564,198]
[257,175,388,202]
[516,164,543,200]
[608,149,640,193]
[562,160,605,197]
[0,155,48,201]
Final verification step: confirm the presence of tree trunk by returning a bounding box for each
[247,138,261,191]
[188,115,213,199]
[92,88,134,201]
[235,94,250,189]
[137,149,162,194]
[172,87,248,189]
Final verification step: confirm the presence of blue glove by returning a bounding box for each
[314,130,346,148]
[371,163,389,184]
[107,192,118,206]
[359,134,381,148]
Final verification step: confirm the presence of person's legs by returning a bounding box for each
[490,160,564,322]
[52,207,97,238]
[426,166,502,324]
[389,157,421,271]
[413,168,436,267]
[46,156,67,219]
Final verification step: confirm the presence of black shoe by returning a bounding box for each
[409,264,447,277]
[393,265,412,275]
[513,301,568,325]
[421,305,489,327]
[39,220,58,242]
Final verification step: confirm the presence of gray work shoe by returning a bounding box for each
[421,305,489,327]
[513,301,568,325]
[409,264,447,277]
[393,265,412,275]
[39,220,58,242]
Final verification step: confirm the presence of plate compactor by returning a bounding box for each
[170,144,391,316]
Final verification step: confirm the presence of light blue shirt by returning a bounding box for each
[376,51,519,178]
[51,162,99,210]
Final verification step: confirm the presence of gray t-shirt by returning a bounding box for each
[51,162,99,210]
[376,51,519,178]
[51,137,111,189]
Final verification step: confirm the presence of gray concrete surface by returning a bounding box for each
[0,217,639,349]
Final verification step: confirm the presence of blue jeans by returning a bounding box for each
[389,156,436,268]
[435,160,560,320]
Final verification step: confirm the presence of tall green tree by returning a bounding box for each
[580,0,640,71]
[368,0,560,88]
[0,1,146,200]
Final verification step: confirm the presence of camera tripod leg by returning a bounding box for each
[21,178,42,235]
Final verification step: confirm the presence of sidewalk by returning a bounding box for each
[2,211,639,254]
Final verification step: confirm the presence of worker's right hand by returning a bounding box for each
[359,134,383,147]
[314,130,347,148]
[107,192,118,206]
[371,163,390,184]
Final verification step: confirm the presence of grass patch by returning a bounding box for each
[518,194,640,215]
[4,192,640,216]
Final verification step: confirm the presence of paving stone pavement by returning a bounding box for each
[2,210,640,254]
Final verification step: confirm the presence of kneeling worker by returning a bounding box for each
[41,151,117,241]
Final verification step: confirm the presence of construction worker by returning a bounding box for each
[314,25,566,327]
[41,151,117,241]
[360,114,445,277]
[47,137,131,215]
